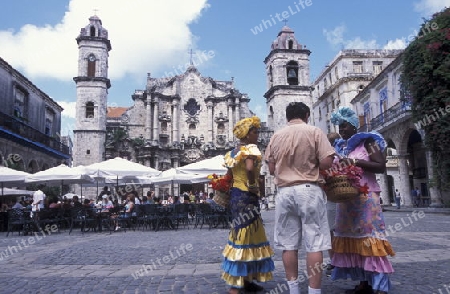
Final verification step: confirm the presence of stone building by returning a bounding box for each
[264,25,312,132]
[72,16,257,196]
[351,53,448,207]
[260,25,313,202]
[0,56,70,172]
[106,66,254,169]
[73,15,111,168]
[311,49,403,133]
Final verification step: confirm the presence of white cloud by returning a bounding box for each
[383,38,407,50]
[323,25,380,50]
[323,25,346,49]
[0,0,210,81]
[414,0,450,16]
[252,104,266,121]
[57,101,77,119]
[344,37,379,49]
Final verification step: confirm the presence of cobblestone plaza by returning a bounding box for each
[0,208,449,294]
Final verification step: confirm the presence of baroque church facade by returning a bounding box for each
[72,16,308,199]
[73,15,255,173]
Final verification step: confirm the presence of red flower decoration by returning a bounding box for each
[208,173,232,193]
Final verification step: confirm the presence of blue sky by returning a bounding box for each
[0,0,448,137]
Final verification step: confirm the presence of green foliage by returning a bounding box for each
[401,7,450,191]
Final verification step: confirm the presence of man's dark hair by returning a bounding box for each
[286,102,310,122]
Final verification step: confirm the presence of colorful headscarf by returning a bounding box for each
[330,107,360,129]
[233,116,261,139]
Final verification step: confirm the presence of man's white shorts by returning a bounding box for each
[327,201,337,231]
[274,184,331,252]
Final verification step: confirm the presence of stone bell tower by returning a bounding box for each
[73,15,111,166]
[264,25,312,132]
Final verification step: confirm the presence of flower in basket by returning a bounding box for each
[207,173,233,192]
[321,162,365,192]
[208,173,233,208]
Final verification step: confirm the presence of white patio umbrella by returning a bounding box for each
[25,164,94,185]
[84,157,161,196]
[25,164,94,199]
[150,168,209,185]
[84,157,161,178]
[0,187,35,196]
[176,155,227,175]
[0,166,30,196]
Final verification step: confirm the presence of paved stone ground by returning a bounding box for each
[0,208,449,294]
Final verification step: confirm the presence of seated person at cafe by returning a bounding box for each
[12,199,24,209]
[173,196,181,205]
[146,191,155,204]
[101,195,114,212]
[72,196,83,208]
[48,198,61,209]
[205,192,215,204]
[153,197,162,205]
[183,192,190,204]
[98,186,111,202]
[83,199,91,208]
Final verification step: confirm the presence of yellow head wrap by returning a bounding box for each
[233,116,261,139]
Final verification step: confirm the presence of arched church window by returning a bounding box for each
[90,26,96,37]
[269,65,273,86]
[286,60,299,85]
[288,39,294,49]
[87,54,96,77]
[85,102,95,118]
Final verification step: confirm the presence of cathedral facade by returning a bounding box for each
[73,15,255,175]
[105,66,254,170]
[72,16,311,200]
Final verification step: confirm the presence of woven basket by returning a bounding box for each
[213,190,230,208]
[324,175,360,203]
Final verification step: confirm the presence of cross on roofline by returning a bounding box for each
[188,49,196,66]
[283,19,288,26]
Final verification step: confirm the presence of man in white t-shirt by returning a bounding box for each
[31,185,46,217]
[32,186,45,210]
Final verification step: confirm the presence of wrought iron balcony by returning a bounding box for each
[0,111,69,157]
[370,102,412,130]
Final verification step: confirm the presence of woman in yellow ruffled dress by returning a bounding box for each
[222,116,275,294]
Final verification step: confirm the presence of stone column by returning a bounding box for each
[145,98,152,140]
[378,173,390,206]
[235,98,240,125]
[152,101,159,143]
[398,154,411,206]
[172,101,179,142]
[426,150,442,207]
[207,102,213,143]
[228,100,234,141]
[173,158,179,197]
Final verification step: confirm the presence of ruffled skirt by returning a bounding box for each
[221,188,275,288]
[331,192,395,292]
